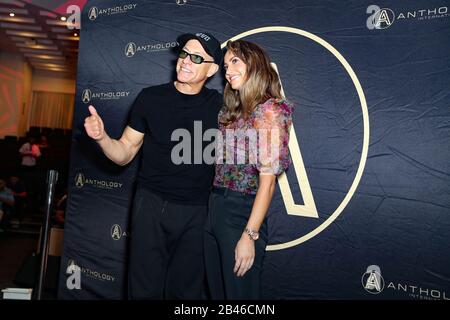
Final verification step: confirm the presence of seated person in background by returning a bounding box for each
[7,175,27,226]
[19,136,41,168]
[38,135,50,149]
[19,136,41,212]
[0,178,15,231]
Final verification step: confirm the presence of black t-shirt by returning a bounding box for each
[129,82,222,205]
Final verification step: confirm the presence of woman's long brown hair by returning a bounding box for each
[220,40,283,126]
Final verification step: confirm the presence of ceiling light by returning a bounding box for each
[10,13,15,17]
[60,16,66,21]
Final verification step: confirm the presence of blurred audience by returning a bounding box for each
[19,136,41,212]
[0,178,15,232]
[37,135,50,149]
[19,136,41,169]
[7,175,27,226]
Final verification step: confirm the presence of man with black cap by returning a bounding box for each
[84,32,223,299]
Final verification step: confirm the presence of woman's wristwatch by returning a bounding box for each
[244,228,259,241]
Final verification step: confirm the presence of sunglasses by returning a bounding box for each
[178,49,214,64]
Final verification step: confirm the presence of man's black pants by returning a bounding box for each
[128,187,207,299]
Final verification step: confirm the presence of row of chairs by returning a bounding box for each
[0,128,72,179]
[3,128,72,142]
[28,126,72,137]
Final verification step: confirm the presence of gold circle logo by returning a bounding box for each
[222,27,370,250]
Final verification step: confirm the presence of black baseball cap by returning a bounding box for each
[177,32,223,64]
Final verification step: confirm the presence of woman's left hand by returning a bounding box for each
[234,234,255,277]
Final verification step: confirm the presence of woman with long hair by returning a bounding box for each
[204,40,294,299]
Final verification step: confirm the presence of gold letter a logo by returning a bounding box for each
[271,63,318,218]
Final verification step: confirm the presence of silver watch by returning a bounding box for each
[245,228,259,241]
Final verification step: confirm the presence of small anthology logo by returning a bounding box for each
[66,260,81,290]
[362,265,385,294]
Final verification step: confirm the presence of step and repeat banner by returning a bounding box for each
[59,0,450,299]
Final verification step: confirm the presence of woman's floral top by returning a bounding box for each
[213,98,294,194]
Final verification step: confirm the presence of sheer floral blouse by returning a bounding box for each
[213,98,294,195]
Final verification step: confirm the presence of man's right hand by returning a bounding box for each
[83,105,144,166]
[84,105,106,141]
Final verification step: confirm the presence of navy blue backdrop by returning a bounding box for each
[59,0,450,299]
